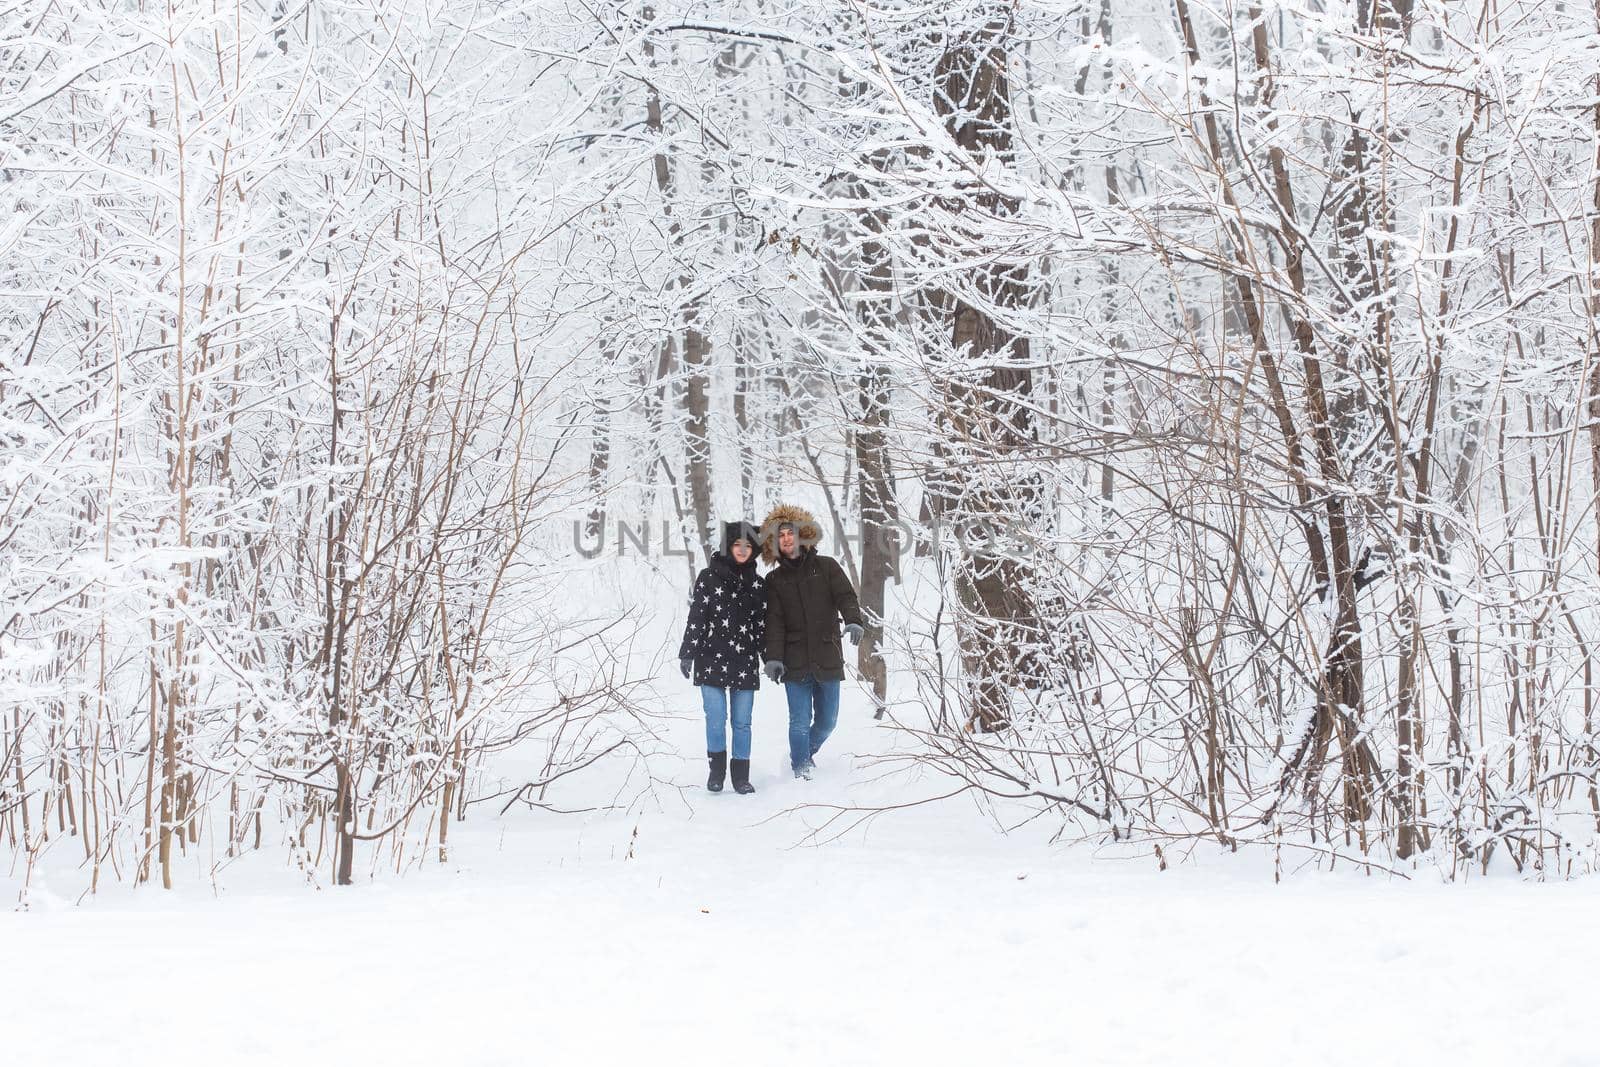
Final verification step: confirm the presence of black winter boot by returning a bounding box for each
[707,751,727,793]
[729,758,755,795]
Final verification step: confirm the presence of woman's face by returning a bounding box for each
[731,539,753,564]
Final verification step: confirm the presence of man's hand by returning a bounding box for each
[680,657,693,679]
[844,623,864,647]
[763,660,785,683]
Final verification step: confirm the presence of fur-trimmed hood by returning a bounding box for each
[759,503,822,565]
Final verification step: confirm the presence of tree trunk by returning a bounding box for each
[931,9,1040,732]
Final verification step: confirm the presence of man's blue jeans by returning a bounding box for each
[784,675,840,770]
[702,686,754,760]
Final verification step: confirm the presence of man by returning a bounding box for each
[759,504,865,779]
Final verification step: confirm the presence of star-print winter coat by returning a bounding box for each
[678,551,767,691]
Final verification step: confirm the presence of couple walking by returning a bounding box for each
[677,504,864,794]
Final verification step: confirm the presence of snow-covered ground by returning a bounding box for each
[5,672,1597,1066]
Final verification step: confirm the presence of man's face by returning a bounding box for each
[778,526,797,558]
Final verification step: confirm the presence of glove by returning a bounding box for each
[679,657,693,679]
[763,660,785,683]
[844,623,864,647]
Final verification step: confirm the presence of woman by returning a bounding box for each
[678,521,766,794]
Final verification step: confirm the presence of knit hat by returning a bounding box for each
[721,520,762,556]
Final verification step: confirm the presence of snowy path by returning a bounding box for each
[5,682,1597,1066]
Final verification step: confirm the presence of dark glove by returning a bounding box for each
[763,660,785,683]
[679,657,693,679]
[844,623,864,647]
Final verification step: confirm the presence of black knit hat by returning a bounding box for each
[721,520,761,556]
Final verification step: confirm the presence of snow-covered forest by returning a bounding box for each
[8,0,1600,906]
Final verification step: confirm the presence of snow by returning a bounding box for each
[9,2,1600,1058]
[5,680,1596,1066]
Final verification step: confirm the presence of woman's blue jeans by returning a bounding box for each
[783,675,840,770]
[701,686,754,760]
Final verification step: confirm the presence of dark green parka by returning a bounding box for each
[759,504,863,682]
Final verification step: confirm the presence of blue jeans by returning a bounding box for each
[702,686,754,760]
[784,676,840,770]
